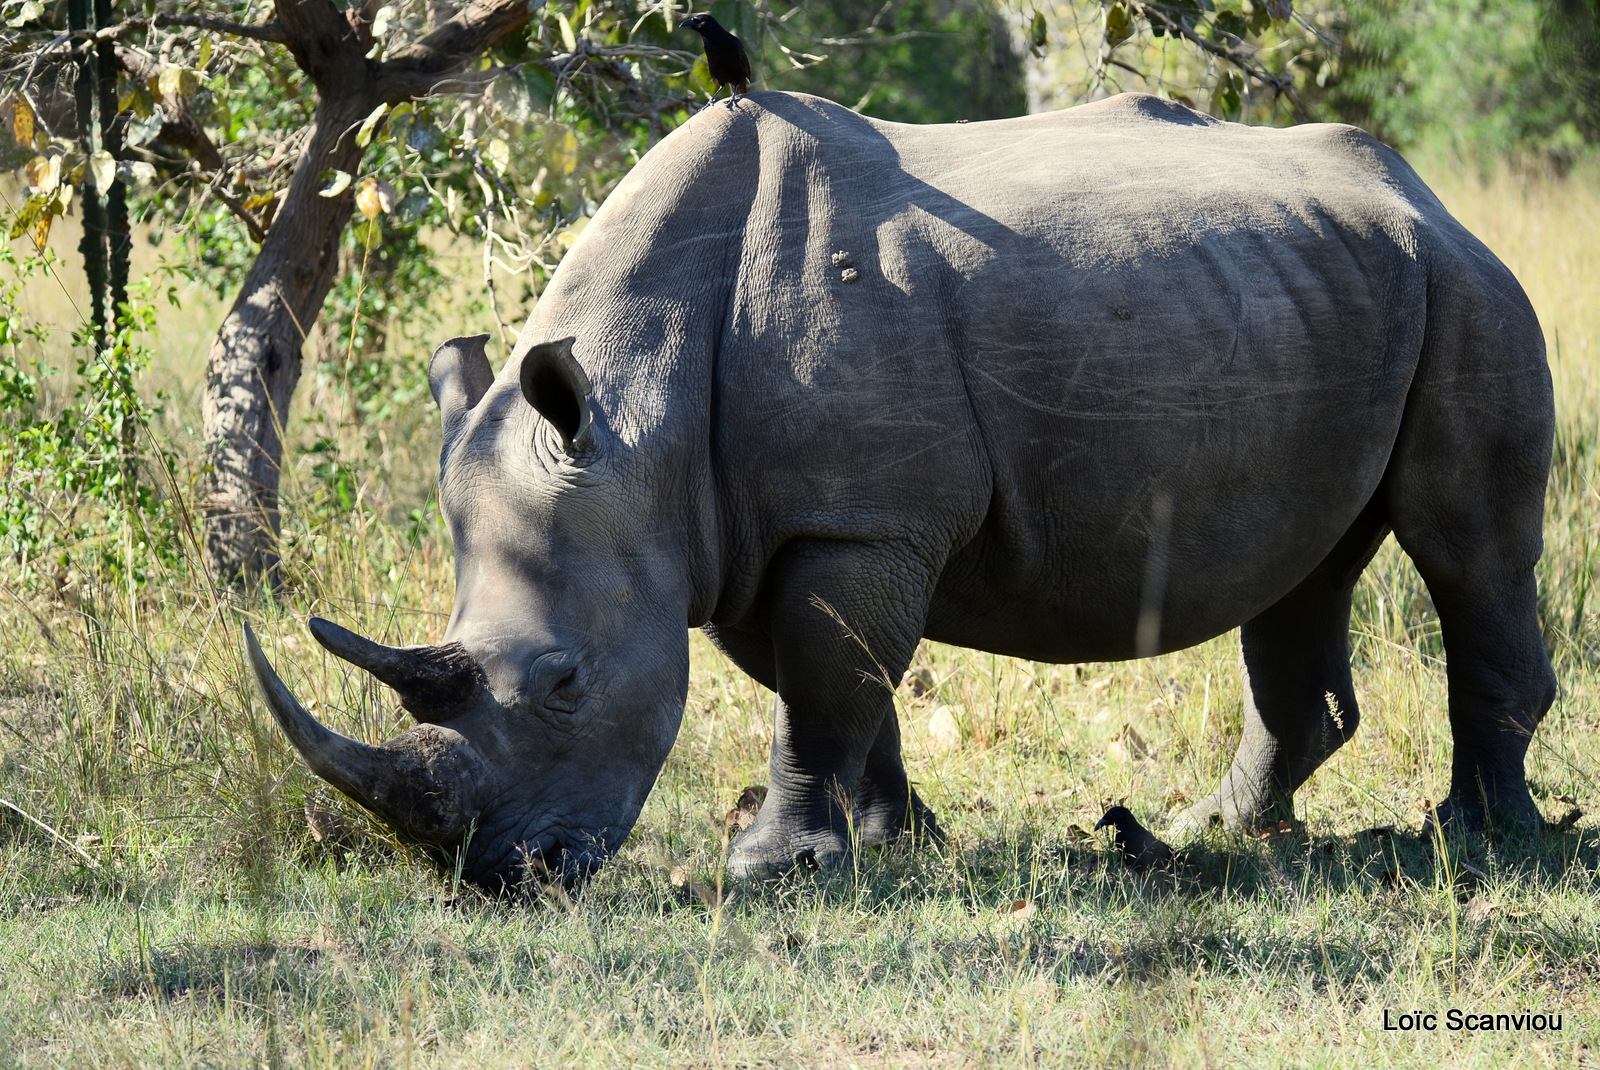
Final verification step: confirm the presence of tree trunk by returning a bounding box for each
[197,0,532,584]
[201,92,375,585]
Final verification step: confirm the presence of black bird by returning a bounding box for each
[680,13,752,105]
[1095,805,1174,873]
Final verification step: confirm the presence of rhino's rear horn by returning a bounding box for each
[308,617,487,722]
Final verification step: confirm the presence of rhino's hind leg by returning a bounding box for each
[1180,495,1389,833]
[1382,274,1556,833]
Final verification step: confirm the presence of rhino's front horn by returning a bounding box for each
[244,621,408,811]
[245,622,485,850]
[307,617,486,721]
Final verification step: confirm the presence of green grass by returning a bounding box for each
[2,163,1599,1067]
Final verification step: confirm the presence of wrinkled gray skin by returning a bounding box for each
[250,92,1557,890]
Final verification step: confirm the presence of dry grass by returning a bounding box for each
[0,160,1597,1068]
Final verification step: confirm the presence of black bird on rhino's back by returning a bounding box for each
[680,13,752,104]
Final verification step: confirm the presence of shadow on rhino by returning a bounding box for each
[248,90,1558,893]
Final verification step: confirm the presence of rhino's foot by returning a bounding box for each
[1172,787,1295,840]
[726,820,848,882]
[853,782,942,849]
[1429,785,1544,838]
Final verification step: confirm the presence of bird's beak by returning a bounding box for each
[1093,816,1111,831]
[678,17,693,27]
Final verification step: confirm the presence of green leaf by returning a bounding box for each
[318,170,352,198]
[117,161,156,186]
[395,186,431,224]
[3,0,44,27]
[125,107,164,149]
[88,150,116,195]
[7,193,44,239]
[1103,2,1134,47]
[1213,10,1247,41]
[355,103,389,148]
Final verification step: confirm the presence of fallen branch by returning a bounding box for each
[0,798,103,870]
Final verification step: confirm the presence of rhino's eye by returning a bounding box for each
[546,669,581,714]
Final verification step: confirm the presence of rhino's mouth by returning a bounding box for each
[467,833,606,893]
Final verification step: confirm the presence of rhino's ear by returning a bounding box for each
[519,336,594,452]
[429,334,495,436]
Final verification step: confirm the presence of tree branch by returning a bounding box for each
[115,46,226,168]
[272,0,369,90]
[201,169,270,242]
[375,0,532,101]
[86,13,289,44]
[1133,1,1296,97]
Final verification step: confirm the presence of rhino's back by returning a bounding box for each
[553,94,1524,657]
[858,98,1448,657]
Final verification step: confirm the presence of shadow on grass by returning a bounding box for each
[77,817,1600,1008]
[615,818,1600,985]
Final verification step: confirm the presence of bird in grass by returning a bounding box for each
[680,13,752,106]
[1096,805,1174,873]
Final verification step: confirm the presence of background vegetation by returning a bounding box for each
[2,0,1599,1065]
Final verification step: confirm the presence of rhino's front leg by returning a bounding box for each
[703,623,939,852]
[723,541,936,880]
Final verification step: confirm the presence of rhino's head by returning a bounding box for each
[249,331,700,892]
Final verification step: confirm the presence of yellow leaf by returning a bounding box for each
[157,65,198,102]
[355,176,394,221]
[10,97,34,148]
[25,154,59,194]
[487,137,510,174]
[241,191,279,211]
[318,170,352,198]
[555,214,589,249]
[196,36,212,71]
[545,125,578,178]
[30,212,50,252]
[556,12,577,52]
[88,149,115,195]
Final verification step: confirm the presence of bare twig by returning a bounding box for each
[0,798,103,870]
[80,13,288,45]
[1129,1,1306,114]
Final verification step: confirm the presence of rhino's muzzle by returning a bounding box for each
[307,616,487,722]
[245,622,486,855]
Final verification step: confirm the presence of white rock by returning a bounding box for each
[926,705,964,753]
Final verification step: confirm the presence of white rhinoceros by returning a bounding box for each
[247,92,1556,888]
